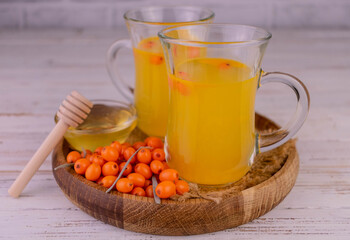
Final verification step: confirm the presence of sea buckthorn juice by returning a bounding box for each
[133,37,168,137]
[166,58,258,185]
[133,37,206,137]
[160,24,310,186]
[106,7,214,137]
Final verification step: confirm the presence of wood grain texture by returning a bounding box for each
[51,114,299,236]
[1,29,350,239]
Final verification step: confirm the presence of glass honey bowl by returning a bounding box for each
[55,100,137,151]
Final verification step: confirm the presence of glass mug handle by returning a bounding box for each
[106,39,134,102]
[258,71,310,153]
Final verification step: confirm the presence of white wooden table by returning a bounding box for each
[1,29,349,239]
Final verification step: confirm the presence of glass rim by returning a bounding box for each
[158,23,272,47]
[123,6,215,25]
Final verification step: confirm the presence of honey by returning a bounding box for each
[56,100,137,151]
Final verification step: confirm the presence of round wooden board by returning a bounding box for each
[52,114,299,236]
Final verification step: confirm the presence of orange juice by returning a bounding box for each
[133,37,168,137]
[166,58,259,185]
[133,37,206,137]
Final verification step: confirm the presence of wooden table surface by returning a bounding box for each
[1,28,349,239]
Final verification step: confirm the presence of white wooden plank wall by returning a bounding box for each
[0,0,350,29]
[0,29,349,239]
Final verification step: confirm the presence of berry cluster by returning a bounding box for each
[63,137,189,199]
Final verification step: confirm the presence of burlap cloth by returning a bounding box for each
[171,139,296,203]
[127,127,296,204]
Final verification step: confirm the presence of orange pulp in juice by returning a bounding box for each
[166,58,259,185]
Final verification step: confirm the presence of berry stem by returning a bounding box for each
[152,176,161,204]
[81,147,87,158]
[106,146,152,193]
[54,163,74,171]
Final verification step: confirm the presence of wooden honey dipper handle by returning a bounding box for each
[8,91,93,198]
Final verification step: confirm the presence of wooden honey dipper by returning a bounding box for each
[8,91,93,198]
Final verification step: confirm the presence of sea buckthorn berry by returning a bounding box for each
[119,143,131,161]
[102,161,119,176]
[101,176,117,188]
[74,158,91,175]
[162,162,170,170]
[144,179,151,188]
[86,153,94,162]
[175,180,190,195]
[131,187,146,197]
[155,181,176,199]
[144,136,154,144]
[188,46,200,58]
[67,151,81,163]
[150,160,164,174]
[84,152,94,162]
[132,141,146,150]
[85,163,101,181]
[127,173,145,188]
[101,146,119,162]
[177,82,190,96]
[145,185,154,198]
[81,149,92,158]
[146,137,164,149]
[137,148,152,164]
[159,169,179,183]
[150,55,164,65]
[122,142,131,148]
[119,162,133,176]
[96,176,104,185]
[152,148,165,161]
[141,40,154,49]
[123,147,136,164]
[94,146,103,155]
[110,141,122,153]
[177,71,190,81]
[134,163,152,179]
[92,154,106,167]
[219,62,231,69]
[116,178,134,193]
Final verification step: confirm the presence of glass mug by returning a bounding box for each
[106,7,215,137]
[159,24,310,185]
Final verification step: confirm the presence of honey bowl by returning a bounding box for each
[55,100,137,151]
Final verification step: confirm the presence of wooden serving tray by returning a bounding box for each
[52,114,299,236]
